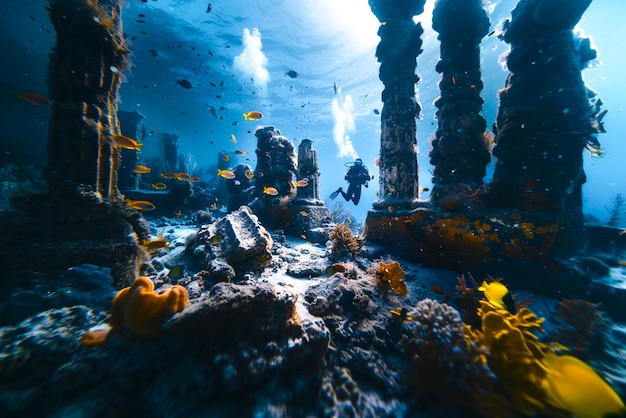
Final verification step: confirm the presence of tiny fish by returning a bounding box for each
[263,186,279,196]
[133,164,151,174]
[126,200,156,211]
[141,236,168,251]
[218,169,236,179]
[285,70,300,78]
[299,210,309,216]
[430,284,443,295]
[230,134,237,144]
[18,91,51,106]
[222,154,230,162]
[161,172,176,179]
[108,134,142,151]
[243,111,263,120]
[244,169,254,180]
[390,307,413,322]
[189,176,201,183]
[293,178,308,187]
[373,109,380,115]
[234,150,247,155]
[168,264,185,279]
[210,235,221,245]
[176,79,192,89]
[175,210,183,217]
[421,187,430,192]
[175,172,191,181]
[151,182,167,190]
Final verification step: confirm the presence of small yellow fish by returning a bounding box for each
[151,182,167,190]
[210,235,221,245]
[222,154,230,162]
[108,134,143,151]
[133,165,151,174]
[390,307,413,322]
[141,236,168,251]
[125,200,156,211]
[18,91,51,106]
[245,169,254,180]
[175,210,183,217]
[263,186,279,196]
[168,264,185,279]
[243,111,263,120]
[218,169,236,179]
[299,210,309,216]
[230,134,237,144]
[293,178,308,187]
[451,75,457,84]
[211,202,218,210]
[234,150,247,155]
[161,172,176,179]
[478,280,515,313]
[189,176,201,183]
[176,172,191,181]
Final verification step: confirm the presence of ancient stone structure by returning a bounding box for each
[366,0,602,278]
[162,132,180,170]
[429,0,491,204]
[3,0,146,288]
[289,139,331,242]
[368,0,425,210]
[487,0,600,252]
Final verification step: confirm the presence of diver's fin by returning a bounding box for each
[329,188,341,200]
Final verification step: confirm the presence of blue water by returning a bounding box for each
[2,0,625,227]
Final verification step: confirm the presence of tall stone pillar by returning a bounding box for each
[368,0,425,210]
[429,0,491,205]
[46,0,131,201]
[488,0,598,212]
[295,139,321,203]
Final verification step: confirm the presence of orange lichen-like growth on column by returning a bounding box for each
[110,277,189,338]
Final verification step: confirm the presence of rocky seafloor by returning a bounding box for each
[1,208,626,418]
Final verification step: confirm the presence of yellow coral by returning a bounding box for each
[371,258,407,297]
[111,277,189,338]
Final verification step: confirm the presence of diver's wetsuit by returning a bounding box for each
[334,161,370,205]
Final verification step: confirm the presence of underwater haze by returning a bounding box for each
[1,0,625,226]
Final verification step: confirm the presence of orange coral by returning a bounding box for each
[371,257,407,297]
[110,277,189,338]
[79,328,111,347]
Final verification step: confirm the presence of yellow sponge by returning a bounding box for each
[110,277,189,338]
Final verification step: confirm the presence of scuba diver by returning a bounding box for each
[329,158,372,205]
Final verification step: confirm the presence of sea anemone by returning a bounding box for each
[328,223,366,260]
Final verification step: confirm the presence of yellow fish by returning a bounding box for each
[133,165,151,174]
[478,280,515,313]
[222,154,230,162]
[18,91,51,106]
[263,186,279,196]
[243,111,263,120]
[245,169,254,180]
[542,352,626,418]
[293,178,309,187]
[234,150,247,155]
[161,172,176,179]
[189,176,201,183]
[217,169,236,179]
[176,172,191,181]
[141,236,168,251]
[125,200,156,211]
[108,134,142,151]
[151,182,167,190]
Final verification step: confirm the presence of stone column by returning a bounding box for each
[488,0,598,217]
[429,0,491,205]
[118,110,145,191]
[46,0,131,201]
[295,139,321,203]
[368,0,425,210]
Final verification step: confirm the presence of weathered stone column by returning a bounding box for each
[368,0,425,210]
[488,0,599,218]
[295,139,320,203]
[429,0,491,205]
[46,0,131,201]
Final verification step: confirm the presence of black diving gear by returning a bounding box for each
[329,158,372,205]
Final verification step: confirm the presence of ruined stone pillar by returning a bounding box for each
[118,110,145,191]
[368,0,425,210]
[295,139,320,203]
[429,0,491,205]
[488,0,599,220]
[47,0,131,201]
